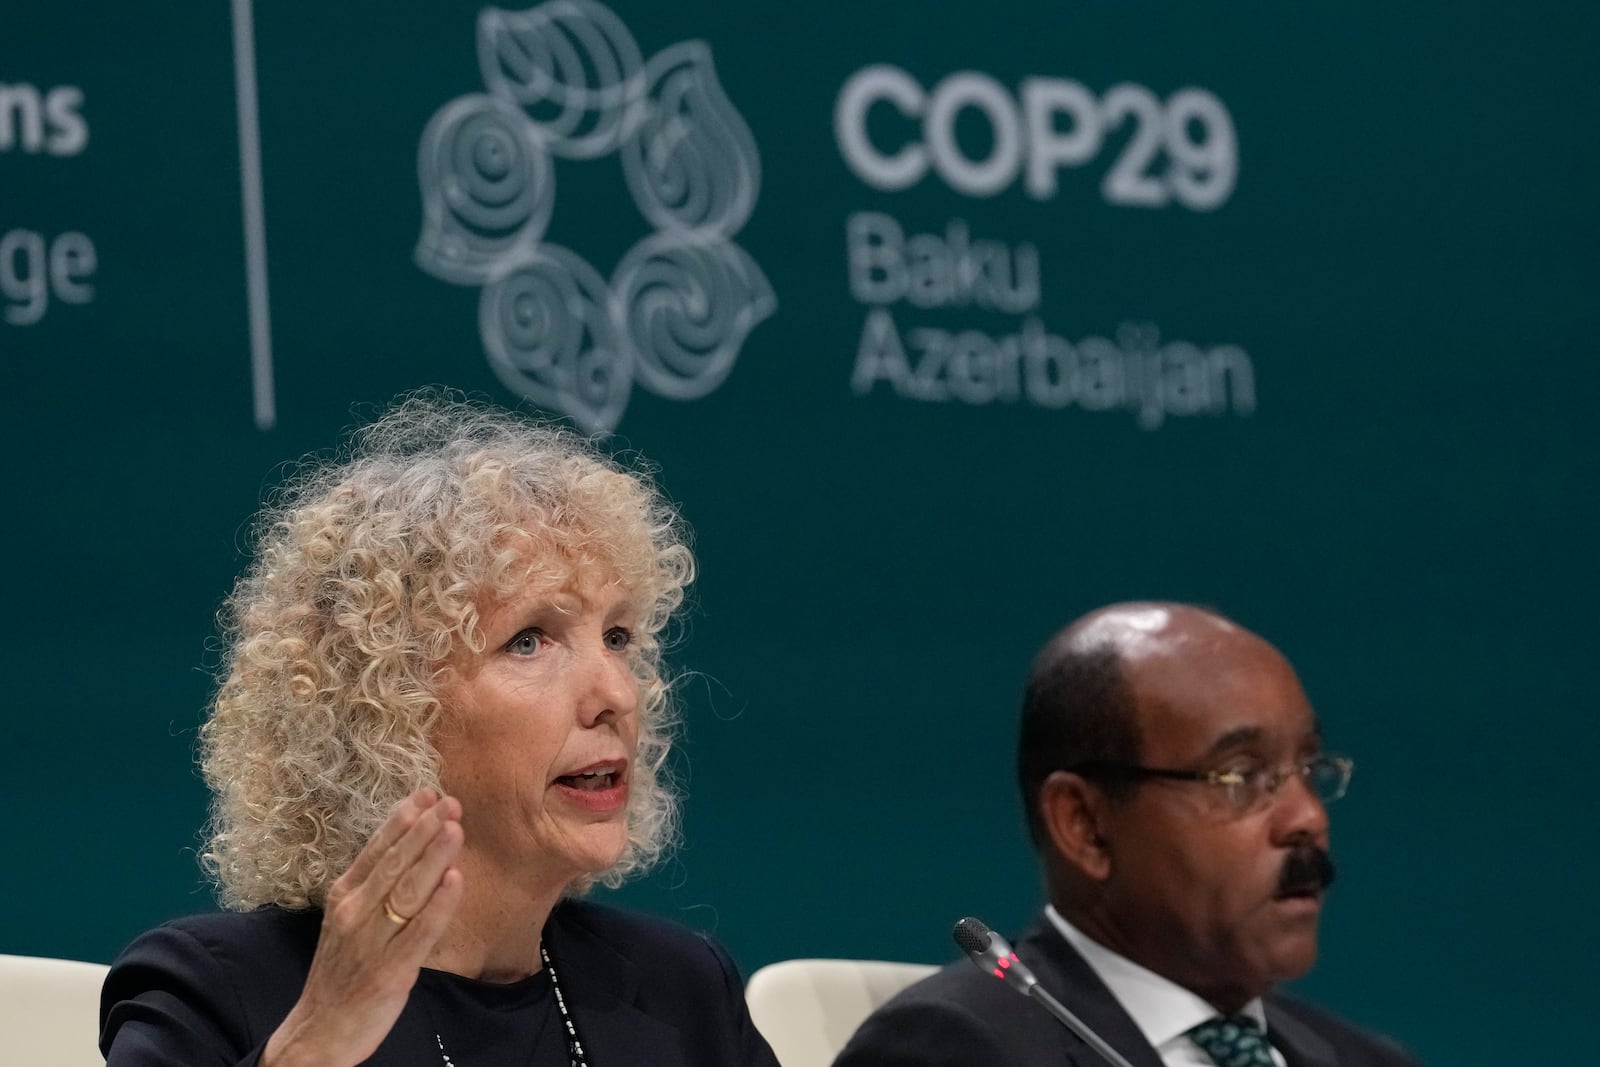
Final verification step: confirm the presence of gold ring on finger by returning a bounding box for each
[382,896,413,928]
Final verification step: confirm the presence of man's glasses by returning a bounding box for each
[1065,753,1354,814]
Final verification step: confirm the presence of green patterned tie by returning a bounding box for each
[1187,1015,1276,1067]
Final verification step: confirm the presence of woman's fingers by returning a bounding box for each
[380,807,464,924]
[389,865,465,958]
[339,787,438,887]
[324,789,460,947]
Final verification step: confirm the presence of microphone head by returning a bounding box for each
[953,916,1038,993]
[952,916,993,955]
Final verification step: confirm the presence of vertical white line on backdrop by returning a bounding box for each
[232,0,276,430]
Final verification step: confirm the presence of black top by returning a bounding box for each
[414,966,566,1066]
[100,899,780,1067]
[833,912,1423,1067]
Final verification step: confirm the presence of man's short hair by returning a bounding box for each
[1016,636,1141,846]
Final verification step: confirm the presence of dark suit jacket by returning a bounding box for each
[834,915,1420,1067]
[100,899,779,1067]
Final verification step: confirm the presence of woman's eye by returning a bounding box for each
[507,629,546,656]
[603,627,633,652]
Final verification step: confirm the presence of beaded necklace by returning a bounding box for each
[432,944,588,1067]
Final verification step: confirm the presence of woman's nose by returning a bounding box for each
[579,643,639,725]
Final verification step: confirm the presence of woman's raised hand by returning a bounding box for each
[262,788,464,1067]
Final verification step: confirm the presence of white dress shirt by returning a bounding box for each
[1044,906,1287,1067]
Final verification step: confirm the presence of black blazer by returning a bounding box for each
[833,914,1420,1067]
[100,899,779,1067]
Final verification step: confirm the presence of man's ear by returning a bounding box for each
[1040,770,1112,881]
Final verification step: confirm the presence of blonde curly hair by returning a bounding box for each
[200,394,694,909]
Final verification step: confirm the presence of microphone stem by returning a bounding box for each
[1026,984,1141,1067]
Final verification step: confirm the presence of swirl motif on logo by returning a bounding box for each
[417,0,773,432]
[481,245,630,433]
[613,234,775,400]
[476,2,644,159]
[416,95,554,285]
[622,42,759,236]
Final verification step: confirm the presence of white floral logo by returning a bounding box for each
[416,1,775,433]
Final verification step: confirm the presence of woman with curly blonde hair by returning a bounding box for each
[101,395,779,1067]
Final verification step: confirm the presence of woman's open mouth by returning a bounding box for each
[551,761,629,811]
[556,768,620,791]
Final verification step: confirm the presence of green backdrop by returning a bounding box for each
[4,2,1596,1061]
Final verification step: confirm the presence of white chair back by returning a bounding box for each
[746,958,938,1067]
[0,953,111,1066]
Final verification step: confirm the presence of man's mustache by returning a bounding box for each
[1278,845,1336,895]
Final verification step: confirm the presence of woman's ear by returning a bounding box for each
[1040,770,1112,881]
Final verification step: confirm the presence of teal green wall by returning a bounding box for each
[4,3,1595,1061]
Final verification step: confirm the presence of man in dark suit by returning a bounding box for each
[836,602,1420,1067]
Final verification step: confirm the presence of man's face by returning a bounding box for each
[1094,618,1332,1012]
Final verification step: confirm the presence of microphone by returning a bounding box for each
[952,917,1139,1067]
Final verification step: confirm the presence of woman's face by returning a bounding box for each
[434,567,642,887]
